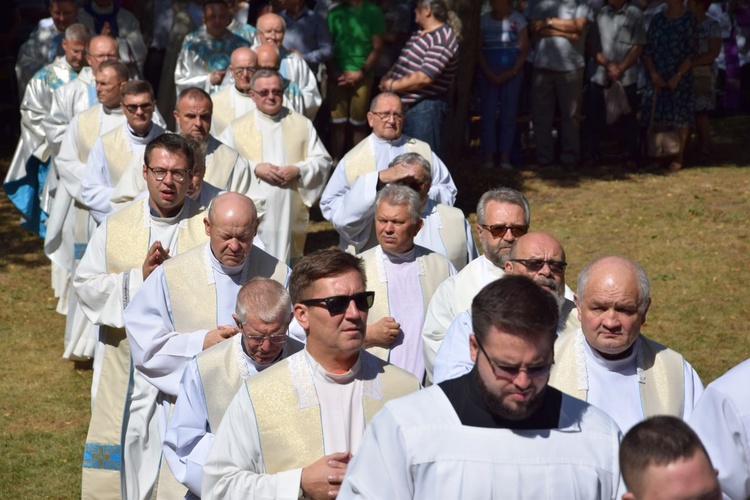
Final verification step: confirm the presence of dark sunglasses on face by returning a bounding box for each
[299,291,375,315]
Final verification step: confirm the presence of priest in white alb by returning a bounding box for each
[81,80,164,224]
[211,47,258,136]
[320,93,457,252]
[549,256,703,434]
[74,134,208,500]
[358,185,455,382]
[218,69,332,264]
[163,279,304,499]
[202,249,420,499]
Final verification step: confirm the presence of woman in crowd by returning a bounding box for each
[642,0,698,170]
[477,0,529,170]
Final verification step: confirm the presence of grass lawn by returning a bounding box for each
[1,115,749,498]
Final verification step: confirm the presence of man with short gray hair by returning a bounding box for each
[358,184,455,381]
[549,255,703,434]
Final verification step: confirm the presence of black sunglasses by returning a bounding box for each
[299,291,375,315]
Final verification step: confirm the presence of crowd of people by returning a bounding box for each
[2,0,750,499]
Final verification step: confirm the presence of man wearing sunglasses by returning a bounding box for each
[164,278,304,498]
[81,79,165,224]
[203,249,420,500]
[550,256,703,435]
[422,187,530,383]
[339,275,624,499]
[218,69,332,265]
[433,231,580,384]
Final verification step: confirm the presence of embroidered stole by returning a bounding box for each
[343,136,432,186]
[549,332,686,418]
[361,246,451,361]
[211,87,234,136]
[246,352,419,474]
[204,142,240,189]
[100,125,133,189]
[433,204,469,271]
[195,337,242,432]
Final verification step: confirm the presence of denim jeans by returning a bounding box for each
[403,96,447,154]
[478,73,523,156]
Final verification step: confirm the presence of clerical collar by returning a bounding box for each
[234,86,251,96]
[208,247,246,276]
[128,123,153,139]
[256,108,284,123]
[148,200,184,220]
[585,335,639,371]
[372,134,405,147]
[304,348,361,384]
[382,246,417,264]
[439,370,563,430]
[103,105,123,115]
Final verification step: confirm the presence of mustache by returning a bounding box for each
[534,276,558,291]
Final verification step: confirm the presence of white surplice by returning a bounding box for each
[44,67,98,157]
[320,133,457,252]
[163,335,304,499]
[210,85,257,138]
[338,384,625,500]
[689,359,750,500]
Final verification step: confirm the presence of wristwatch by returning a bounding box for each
[546,17,553,27]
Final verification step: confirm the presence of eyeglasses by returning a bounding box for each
[232,66,257,74]
[480,224,528,239]
[241,330,288,346]
[475,338,553,380]
[123,102,154,113]
[509,258,567,274]
[89,53,118,62]
[252,88,284,98]
[370,111,404,121]
[146,166,189,182]
[299,291,375,316]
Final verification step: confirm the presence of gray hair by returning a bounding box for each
[577,256,651,314]
[65,23,91,43]
[418,0,462,40]
[476,187,530,226]
[376,184,422,225]
[250,68,282,89]
[235,278,292,324]
[388,153,432,186]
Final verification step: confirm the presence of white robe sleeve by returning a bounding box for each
[427,151,457,206]
[117,10,147,74]
[464,220,479,263]
[124,266,209,396]
[681,360,705,421]
[20,76,49,146]
[163,359,214,497]
[73,218,144,327]
[319,161,380,249]
[175,41,210,96]
[202,385,303,500]
[295,120,333,207]
[44,81,78,157]
[81,138,115,223]
[337,406,413,499]
[433,311,474,384]
[55,115,88,202]
[284,53,321,120]
[421,277,457,382]
[224,154,252,196]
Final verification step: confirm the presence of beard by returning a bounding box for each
[474,369,547,421]
[534,276,566,310]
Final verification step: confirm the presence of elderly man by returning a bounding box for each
[74,134,207,499]
[550,256,703,434]
[15,0,78,94]
[82,80,165,224]
[218,69,332,264]
[421,187,530,382]
[202,249,420,499]
[434,231,580,384]
[46,60,129,361]
[163,279,304,499]
[527,0,590,166]
[175,0,249,94]
[77,0,147,79]
[320,93,457,248]
[279,0,333,76]
[339,276,625,498]
[252,43,308,116]
[255,13,322,119]
[359,185,455,381]
[211,47,258,136]
[620,416,722,500]
[6,23,90,238]
[689,358,750,499]
[173,87,251,197]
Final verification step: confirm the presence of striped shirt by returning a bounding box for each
[391,24,458,104]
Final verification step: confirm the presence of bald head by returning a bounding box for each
[87,35,119,74]
[255,44,281,71]
[256,13,286,47]
[204,193,259,267]
[505,232,567,300]
[230,47,258,92]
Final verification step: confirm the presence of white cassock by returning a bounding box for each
[44,67,98,157]
[279,48,321,120]
[228,18,256,43]
[163,335,304,499]
[689,359,750,500]
[78,2,147,77]
[15,18,64,96]
[320,133,457,252]
[338,382,625,499]
[218,107,332,264]
[82,123,164,223]
[6,56,78,237]
[174,26,250,95]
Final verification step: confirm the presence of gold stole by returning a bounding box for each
[246,352,420,474]
[195,337,242,431]
[211,87,234,136]
[343,136,432,186]
[434,204,469,271]
[204,142,240,189]
[549,332,686,418]
[231,109,310,261]
[77,104,104,164]
[100,125,132,188]
[361,246,451,361]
